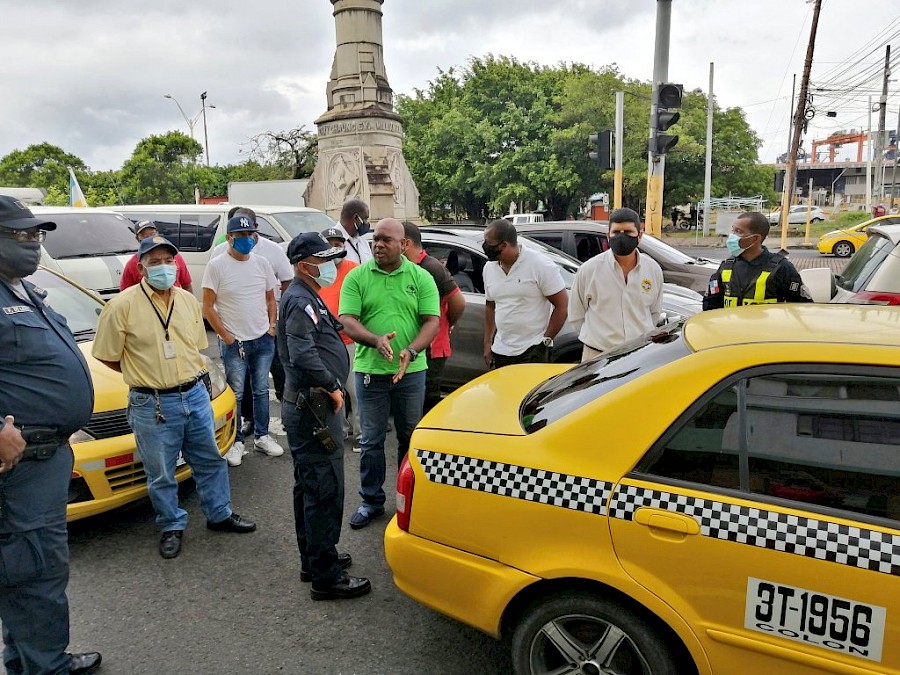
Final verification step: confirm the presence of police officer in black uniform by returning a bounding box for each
[0,196,102,674]
[703,211,812,310]
[278,232,371,601]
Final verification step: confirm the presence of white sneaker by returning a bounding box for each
[255,435,284,457]
[225,442,244,467]
[268,418,286,436]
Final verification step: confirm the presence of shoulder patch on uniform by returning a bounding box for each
[304,303,319,324]
[790,281,800,292]
[3,305,32,315]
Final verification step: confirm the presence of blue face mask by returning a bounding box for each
[146,264,177,290]
[231,236,256,255]
[311,260,338,287]
[726,233,745,257]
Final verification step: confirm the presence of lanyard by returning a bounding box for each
[345,236,362,262]
[140,284,175,340]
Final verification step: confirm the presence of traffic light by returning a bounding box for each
[652,83,683,156]
[588,129,613,170]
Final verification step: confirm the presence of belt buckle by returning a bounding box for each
[34,444,56,460]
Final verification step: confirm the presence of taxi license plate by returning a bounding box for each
[745,577,886,662]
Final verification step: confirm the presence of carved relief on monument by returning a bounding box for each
[326,149,363,210]
[387,149,405,207]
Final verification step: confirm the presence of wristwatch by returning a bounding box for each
[405,347,419,361]
[541,337,554,348]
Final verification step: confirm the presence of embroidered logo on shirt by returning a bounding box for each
[3,305,32,315]
[406,284,417,295]
[641,278,653,293]
[304,303,319,324]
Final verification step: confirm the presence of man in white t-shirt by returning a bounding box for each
[482,219,568,368]
[212,207,294,437]
[569,207,663,362]
[336,199,373,265]
[202,215,283,465]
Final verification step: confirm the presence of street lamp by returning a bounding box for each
[163,93,215,165]
[163,94,201,138]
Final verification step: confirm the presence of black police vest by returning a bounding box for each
[721,254,784,307]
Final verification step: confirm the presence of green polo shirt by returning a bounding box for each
[339,257,440,375]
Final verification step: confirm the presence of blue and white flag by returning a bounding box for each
[68,167,88,207]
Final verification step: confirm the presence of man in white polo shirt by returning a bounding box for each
[569,207,663,362]
[202,215,283,465]
[336,199,373,265]
[482,219,568,368]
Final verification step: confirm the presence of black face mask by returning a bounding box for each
[355,217,371,237]
[0,239,41,281]
[482,241,502,261]
[609,233,639,256]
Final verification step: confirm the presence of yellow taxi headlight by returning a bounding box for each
[202,355,228,399]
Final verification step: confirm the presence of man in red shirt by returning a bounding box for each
[402,221,466,413]
[120,221,193,293]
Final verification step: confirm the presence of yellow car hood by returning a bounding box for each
[419,363,570,436]
[79,343,129,414]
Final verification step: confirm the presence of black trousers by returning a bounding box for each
[241,348,285,421]
[282,400,345,585]
[423,354,447,415]
[492,343,550,369]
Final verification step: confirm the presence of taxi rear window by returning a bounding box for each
[521,325,691,433]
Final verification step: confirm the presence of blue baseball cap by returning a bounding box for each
[137,235,177,259]
[227,214,257,233]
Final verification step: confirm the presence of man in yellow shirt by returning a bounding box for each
[93,236,256,559]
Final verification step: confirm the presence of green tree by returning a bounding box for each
[248,127,318,179]
[0,143,89,193]
[118,131,203,203]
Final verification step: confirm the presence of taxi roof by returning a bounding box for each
[683,304,900,351]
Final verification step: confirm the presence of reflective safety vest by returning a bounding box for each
[721,254,784,307]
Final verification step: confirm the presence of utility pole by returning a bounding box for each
[644,0,672,238]
[867,95,874,212]
[788,73,796,158]
[703,62,714,236]
[891,105,900,209]
[779,0,823,253]
[873,45,890,203]
[614,91,624,209]
[200,91,211,167]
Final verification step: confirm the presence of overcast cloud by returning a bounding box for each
[3,0,897,172]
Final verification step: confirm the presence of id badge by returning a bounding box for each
[163,340,176,359]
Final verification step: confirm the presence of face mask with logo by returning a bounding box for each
[355,217,371,237]
[482,241,502,261]
[0,240,41,280]
[146,264,177,290]
[609,233,639,256]
[726,233,746,257]
[310,260,337,287]
[231,236,256,255]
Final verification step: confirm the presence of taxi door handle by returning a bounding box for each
[633,508,700,535]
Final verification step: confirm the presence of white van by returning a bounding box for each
[103,204,337,300]
[31,206,139,299]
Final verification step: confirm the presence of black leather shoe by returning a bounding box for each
[69,651,102,674]
[206,513,257,533]
[159,531,183,559]
[300,552,352,582]
[310,573,371,601]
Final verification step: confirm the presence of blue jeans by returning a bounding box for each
[127,382,232,531]
[356,370,426,508]
[221,334,275,441]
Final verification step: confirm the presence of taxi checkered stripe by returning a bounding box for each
[416,451,612,515]
[610,484,900,577]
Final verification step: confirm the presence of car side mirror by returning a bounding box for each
[799,268,836,303]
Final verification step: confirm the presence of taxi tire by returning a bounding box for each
[510,592,681,675]
[833,241,854,258]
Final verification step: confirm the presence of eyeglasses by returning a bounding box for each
[0,229,46,243]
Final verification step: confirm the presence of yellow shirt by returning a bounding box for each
[92,279,208,389]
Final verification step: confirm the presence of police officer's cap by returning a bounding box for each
[138,235,178,259]
[0,196,57,231]
[287,232,347,265]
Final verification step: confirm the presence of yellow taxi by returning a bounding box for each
[385,304,900,675]
[817,214,900,257]
[30,268,237,521]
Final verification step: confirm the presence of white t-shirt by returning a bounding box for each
[202,252,277,341]
[337,224,373,265]
[483,246,566,356]
[569,249,663,353]
[211,238,293,300]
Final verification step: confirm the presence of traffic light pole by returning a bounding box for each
[645,0,671,238]
[614,91,624,209]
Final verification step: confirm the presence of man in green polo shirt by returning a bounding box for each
[339,218,439,529]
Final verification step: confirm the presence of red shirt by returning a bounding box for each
[318,258,359,345]
[415,250,459,359]
[120,253,192,291]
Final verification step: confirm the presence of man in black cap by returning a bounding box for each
[94,235,256,559]
[279,232,371,600]
[0,196,102,674]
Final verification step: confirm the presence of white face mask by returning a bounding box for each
[310,260,338,287]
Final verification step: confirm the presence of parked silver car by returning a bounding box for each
[417,227,702,391]
[830,223,900,305]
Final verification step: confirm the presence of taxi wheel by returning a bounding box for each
[510,592,680,675]
[833,241,854,258]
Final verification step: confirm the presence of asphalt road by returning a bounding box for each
[64,409,512,675]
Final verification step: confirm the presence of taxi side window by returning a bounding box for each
[638,369,900,525]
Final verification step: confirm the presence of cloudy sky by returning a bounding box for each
[4,0,898,172]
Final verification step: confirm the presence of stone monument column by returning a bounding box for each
[304,0,420,222]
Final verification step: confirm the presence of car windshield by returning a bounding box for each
[42,213,138,259]
[520,324,691,433]
[836,233,895,292]
[27,269,103,341]
[519,236,578,287]
[269,211,338,238]
[640,234,696,265]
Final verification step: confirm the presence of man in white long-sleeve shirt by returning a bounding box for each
[569,208,663,362]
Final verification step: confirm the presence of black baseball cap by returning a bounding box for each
[137,235,178,259]
[321,227,346,242]
[287,232,347,264]
[0,196,57,231]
